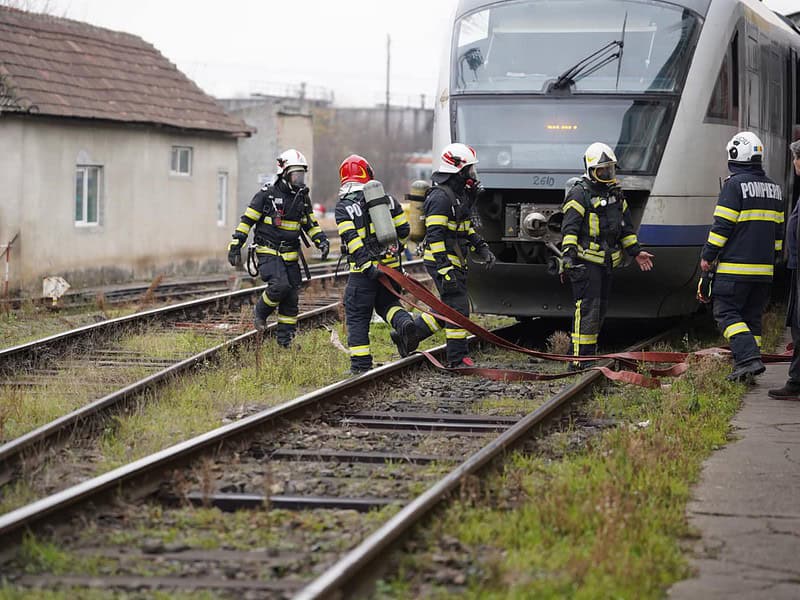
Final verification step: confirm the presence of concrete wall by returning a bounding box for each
[0,116,239,293]
[221,97,314,217]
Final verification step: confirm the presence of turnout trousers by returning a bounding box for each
[711,276,771,368]
[568,262,612,364]
[255,254,301,347]
[345,272,437,372]
[426,265,470,365]
[788,270,800,385]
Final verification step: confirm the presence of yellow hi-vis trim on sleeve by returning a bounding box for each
[707,232,728,248]
[236,223,251,235]
[244,207,262,221]
[428,241,446,253]
[347,238,365,254]
[563,200,585,216]
[723,321,750,339]
[425,215,449,227]
[338,221,356,234]
[386,306,404,324]
[393,213,408,226]
[307,225,322,238]
[713,205,740,222]
[621,235,638,249]
[562,234,578,247]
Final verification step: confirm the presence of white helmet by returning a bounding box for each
[583,142,617,184]
[726,132,764,163]
[276,148,308,176]
[438,143,479,174]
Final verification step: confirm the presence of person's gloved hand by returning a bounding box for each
[475,245,496,269]
[317,238,330,261]
[227,239,243,268]
[364,264,382,280]
[440,267,458,293]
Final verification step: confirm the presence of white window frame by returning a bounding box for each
[75,165,102,227]
[170,146,193,176]
[217,171,228,226]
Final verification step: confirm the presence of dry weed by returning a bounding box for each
[140,274,165,306]
[546,330,572,355]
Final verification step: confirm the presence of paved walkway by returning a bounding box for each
[669,356,800,599]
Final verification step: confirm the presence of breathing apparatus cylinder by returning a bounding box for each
[363,180,398,250]
[405,180,429,243]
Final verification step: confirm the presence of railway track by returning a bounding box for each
[0,261,424,491]
[0,320,672,598]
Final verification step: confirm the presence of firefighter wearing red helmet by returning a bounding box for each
[227,149,329,346]
[423,143,495,368]
[335,154,436,375]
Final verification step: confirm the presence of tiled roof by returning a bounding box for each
[0,7,251,136]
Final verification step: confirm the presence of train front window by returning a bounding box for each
[455,98,673,173]
[453,0,700,94]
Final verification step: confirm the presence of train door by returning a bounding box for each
[791,49,800,206]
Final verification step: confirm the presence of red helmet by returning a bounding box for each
[339,154,374,185]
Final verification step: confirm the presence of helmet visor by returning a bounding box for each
[592,164,616,183]
[288,170,306,187]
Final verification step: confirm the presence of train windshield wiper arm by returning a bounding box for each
[551,39,623,90]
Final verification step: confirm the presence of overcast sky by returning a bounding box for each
[46,0,800,108]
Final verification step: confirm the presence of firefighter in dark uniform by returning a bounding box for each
[335,154,436,375]
[561,142,654,366]
[423,143,496,368]
[701,132,784,382]
[227,149,330,346]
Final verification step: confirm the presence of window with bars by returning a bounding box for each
[75,165,101,226]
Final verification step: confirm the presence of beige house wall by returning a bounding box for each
[0,116,240,293]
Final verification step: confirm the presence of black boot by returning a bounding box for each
[727,358,766,383]
[768,382,800,400]
[390,322,421,358]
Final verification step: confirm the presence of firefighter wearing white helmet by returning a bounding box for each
[700,131,784,382]
[423,143,495,368]
[227,148,329,345]
[561,142,654,368]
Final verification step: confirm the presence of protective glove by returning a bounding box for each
[475,245,496,269]
[317,238,330,261]
[227,239,243,268]
[440,268,458,293]
[364,264,382,280]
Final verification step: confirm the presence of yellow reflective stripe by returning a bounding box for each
[621,235,638,249]
[738,209,783,223]
[717,262,773,276]
[421,312,440,333]
[380,257,401,267]
[707,232,728,248]
[350,345,370,357]
[754,335,762,348]
[437,265,454,276]
[588,213,600,238]
[429,241,446,253]
[227,240,240,250]
[445,328,468,339]
[255,246,278,255]
[356,227,367,239]
[457,222,470,232]
[447,254,464,268]
[277,220,301,231]
[776,239,784,251]
[573,300,582,358]
[347,238,365,253]
[236,223,251,235]
[386,306,403,323]
[277,314,297,325]
[562,234,578,247]
[426,215,449,227]
[244,207,262,221]
[338,221,356,234]
[713,205,740,222]
[611,251,622,267]
[723,322,750,339]
[350,259,377,273]
[571,334,598,345]
[307,225,322,238]
[261,291,279,307]
[563,200,585,216]
[393,213,408,225]
[577,252,605,265]
[623,200,629,211]
[262,216,273,225]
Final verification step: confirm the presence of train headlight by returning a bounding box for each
[497,150,512,167]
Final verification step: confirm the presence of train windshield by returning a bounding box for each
[453,0,700,93]
[455,98,673,173]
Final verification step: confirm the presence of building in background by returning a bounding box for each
[0,6,250,294]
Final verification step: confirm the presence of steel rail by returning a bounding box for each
[0,260,423,365]
[0,303,339,483]
[0,321,468,542]
[296,328,673,600]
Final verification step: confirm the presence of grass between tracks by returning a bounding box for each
[376,309,786,599]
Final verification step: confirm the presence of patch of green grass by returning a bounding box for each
[377,315,778,598]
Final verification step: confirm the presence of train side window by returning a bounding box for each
[706,32,739,123]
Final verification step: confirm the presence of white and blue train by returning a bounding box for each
[434,0,800,318]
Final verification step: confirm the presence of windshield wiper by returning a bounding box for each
[551,39,623,91]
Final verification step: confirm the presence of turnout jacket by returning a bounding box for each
[232,178,326,263]
[422,179,488,274]
[335,183,409,272]
[701,163,784,280]
[561,177,641,267]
